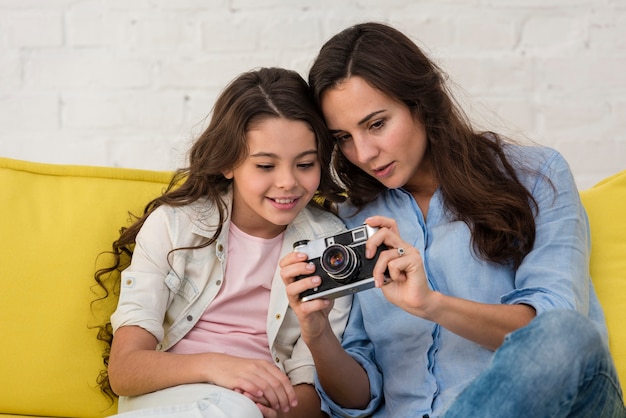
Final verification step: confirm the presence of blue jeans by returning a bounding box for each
[443,310,625,418]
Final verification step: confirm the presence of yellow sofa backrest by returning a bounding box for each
[0,157,171,417]
[580,169,626,386]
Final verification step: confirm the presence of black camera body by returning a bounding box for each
[293,224,387,301]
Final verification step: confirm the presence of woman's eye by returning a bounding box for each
[370,119,385,130]
[335,133,352,143]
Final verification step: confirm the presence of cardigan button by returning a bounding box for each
[275,313,281,320]
[217,244,224,252]
[186,315,193,321]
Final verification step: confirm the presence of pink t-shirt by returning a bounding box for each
[169,223,284,363]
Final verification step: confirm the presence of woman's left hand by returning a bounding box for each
[364,216,436,317]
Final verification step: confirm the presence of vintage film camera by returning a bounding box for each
[293,224,388,301]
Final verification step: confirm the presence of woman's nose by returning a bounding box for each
[353,135,379,164]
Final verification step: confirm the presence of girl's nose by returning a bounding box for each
[276,168,298,190]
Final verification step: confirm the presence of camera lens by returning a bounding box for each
[321,244,358,281]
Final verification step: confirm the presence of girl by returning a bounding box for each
[95,67,350,418]
[280,22,625,417]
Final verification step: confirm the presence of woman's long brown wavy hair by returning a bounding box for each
[309,22,539,270]
[91,67,345,401]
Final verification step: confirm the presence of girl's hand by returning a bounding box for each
[212,354,297,415]
[364,216,435,317]
[279,251,334,342]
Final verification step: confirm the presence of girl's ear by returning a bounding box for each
[222,169,234,180]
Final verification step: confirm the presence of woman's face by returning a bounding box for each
[223,117,321,239]
[320,76,430,191]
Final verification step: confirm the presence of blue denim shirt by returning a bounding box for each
[317,145,608,418]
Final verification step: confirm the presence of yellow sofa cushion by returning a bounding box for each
[0,157,171,417]
[580,170,626,387]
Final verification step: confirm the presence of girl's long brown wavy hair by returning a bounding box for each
[309,22,539,270]
[91,67,345,401]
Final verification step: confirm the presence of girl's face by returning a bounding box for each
[223,117,321,239]
[321,76,431,191]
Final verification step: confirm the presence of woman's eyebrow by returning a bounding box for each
[328,109,386,134]
[358,109,386,125]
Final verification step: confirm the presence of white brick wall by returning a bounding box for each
[0,0,624,189]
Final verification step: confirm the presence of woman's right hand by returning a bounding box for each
[279,251,334,342]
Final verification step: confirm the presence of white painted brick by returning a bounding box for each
[4,11,63,47]
[64,1,109,47]
[537,57,626,92]
[107,135,188,170]
[0,50,21,87]
[61,92,185,130]
[0,131,108,168]
[454,17,517,50]
[0,93,59,131]
[0,0,76,10]
[134,16,202,52]
[23,49,153,89]
[589,13,626,52]
[520,16,586,52]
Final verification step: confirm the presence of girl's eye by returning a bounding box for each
[297,162,316,169]
[257,164,274,170]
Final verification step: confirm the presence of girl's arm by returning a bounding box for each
[280,253,371,409]
[108,325,298,414]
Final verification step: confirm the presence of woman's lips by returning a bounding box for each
[372,162,394,178]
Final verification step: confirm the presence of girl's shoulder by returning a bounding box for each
[143,197,221,236]
[290,205,346,240]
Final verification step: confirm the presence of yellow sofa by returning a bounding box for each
[0,156,624,417]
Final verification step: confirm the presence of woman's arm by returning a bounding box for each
[364,216,536,351]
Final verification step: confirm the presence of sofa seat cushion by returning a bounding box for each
[580,169,626,386]
[0,157,171,417]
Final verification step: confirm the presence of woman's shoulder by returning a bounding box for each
[504,143,565,171]
[503,143,576,193]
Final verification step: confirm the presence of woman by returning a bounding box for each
[280,22,625,417]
